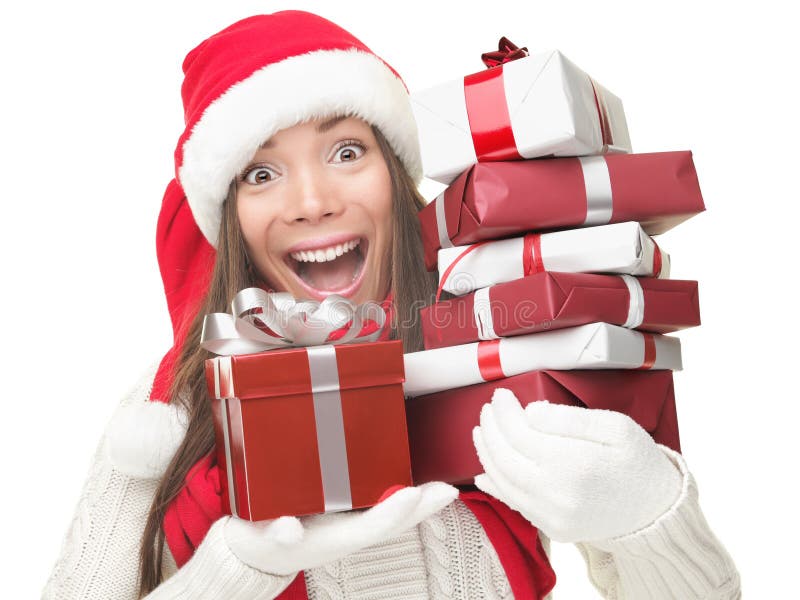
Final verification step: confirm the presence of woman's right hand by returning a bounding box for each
[223,481,458,575]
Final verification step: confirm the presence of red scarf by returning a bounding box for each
[163,293,555,598]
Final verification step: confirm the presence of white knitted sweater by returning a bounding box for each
[41,361,741,599]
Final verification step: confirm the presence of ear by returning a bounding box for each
[106,400,189,479]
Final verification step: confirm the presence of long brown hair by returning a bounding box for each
[137,124,437,595]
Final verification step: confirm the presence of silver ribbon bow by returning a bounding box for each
[200,288,387,355]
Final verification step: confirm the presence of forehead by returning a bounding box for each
[258,115,367,150]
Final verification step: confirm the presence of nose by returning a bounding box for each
[284,167,344,225]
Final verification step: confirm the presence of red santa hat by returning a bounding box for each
[107,10,423,478]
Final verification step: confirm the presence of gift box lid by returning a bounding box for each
[206,339,404,400]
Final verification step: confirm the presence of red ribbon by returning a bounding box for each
[464,67,523,161]
[477,339,506,381]
[435,240,491,303]
[436,233,545,303]
[481,37,529,68]
[523,233,544,276]
[637,333,657,370]
[652,241,663,277]
[464,37,529,161]
[588,77,612,148]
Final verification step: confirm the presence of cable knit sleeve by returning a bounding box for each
[575,447,741,600]
[41,360,163,599]
[41,360,295,600]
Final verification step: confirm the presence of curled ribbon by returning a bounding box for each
[200,288,387,356]
[481,37,529,68]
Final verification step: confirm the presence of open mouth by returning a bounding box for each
[284,236,368,300]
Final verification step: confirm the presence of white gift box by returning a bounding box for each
[411,49,632,185]
[403,322,681,398]
[437,221,670,296]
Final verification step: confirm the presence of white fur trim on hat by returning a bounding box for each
[106,400,189,479]
[179,48,423,248]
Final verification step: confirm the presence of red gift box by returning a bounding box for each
[419,151,704,270]
[422,272,700,349]
[406,370,681,485]
[204,340,412,521]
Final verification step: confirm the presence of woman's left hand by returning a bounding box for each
[472,388,683,543]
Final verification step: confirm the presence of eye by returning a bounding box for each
[332,140,366,163]
[241,165,279,185]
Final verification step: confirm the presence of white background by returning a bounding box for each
[2,0,797,596]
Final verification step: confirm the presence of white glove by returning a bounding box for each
[472,388,682,543]
[224,482,458,575]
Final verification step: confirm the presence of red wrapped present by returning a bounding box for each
[205,340,411,521]
[410,46,631,184]
[404,322,682,398]
[201,289,411,521]
[422,272,700,349]
[419,151,704,270]
[406,370,681,485]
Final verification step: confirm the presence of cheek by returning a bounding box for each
[237,195,278,251]
[366,167,393,232]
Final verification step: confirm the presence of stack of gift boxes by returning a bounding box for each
[199,40,707,522]
[403,40,705,485]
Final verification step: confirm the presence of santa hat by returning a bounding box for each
[107,10,423,479]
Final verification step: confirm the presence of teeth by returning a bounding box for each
[290,238,360,263]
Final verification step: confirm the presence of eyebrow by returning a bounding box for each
[258,115,349,149]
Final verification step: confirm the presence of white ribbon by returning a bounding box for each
[201,288,386,355]
[620,274,645,329]
[307,346,353,512]
[434,192,454,249]
[578,155,614,226]
[219,397,239,516]
[214,357,241,517]
[473,286,499,340]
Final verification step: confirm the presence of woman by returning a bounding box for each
[42,11,741,599]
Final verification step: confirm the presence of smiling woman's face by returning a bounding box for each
[236,116,393,305]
